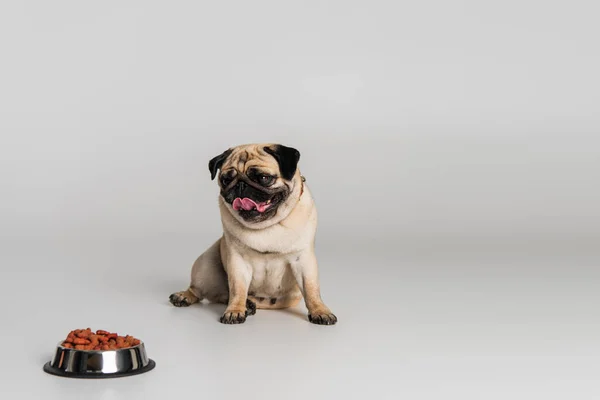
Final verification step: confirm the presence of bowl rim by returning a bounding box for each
[56,340,145,353]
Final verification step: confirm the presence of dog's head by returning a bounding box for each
[209,143,302,227]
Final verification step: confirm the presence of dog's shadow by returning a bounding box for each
[158,280,308,322]
[195,301,226,318]
[172,300,308,322]
[275,306,307,321]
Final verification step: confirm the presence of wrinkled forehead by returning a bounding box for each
[221,145,278,174]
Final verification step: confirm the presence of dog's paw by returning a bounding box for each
[220,310,247,324]
[245,299,257,316]
[308,312,338,326]
[169,291,198,307]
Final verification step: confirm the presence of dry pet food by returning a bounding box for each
[61,328,141,351]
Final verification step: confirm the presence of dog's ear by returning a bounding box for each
[264,145,300,181]
[208,148,233,180]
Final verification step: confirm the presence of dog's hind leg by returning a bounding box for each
[169,238,228,308]
[245,298,257,316]
[169,288,200,307]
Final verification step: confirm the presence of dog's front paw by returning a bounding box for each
[220,309,247,324]
[169,290,198,307]
[308,311,338,325]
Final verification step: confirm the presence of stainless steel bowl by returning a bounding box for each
[43,341,156,379]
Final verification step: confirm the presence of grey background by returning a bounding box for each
[1,1,599,399]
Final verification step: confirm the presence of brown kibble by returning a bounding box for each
[62,328,141,351]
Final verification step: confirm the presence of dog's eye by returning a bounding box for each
[220,175,234,186]
[258,175,275,186]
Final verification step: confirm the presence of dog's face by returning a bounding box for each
[209,143,301,227]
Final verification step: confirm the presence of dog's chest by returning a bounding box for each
[234,225,310,254]
[247,254,296,295]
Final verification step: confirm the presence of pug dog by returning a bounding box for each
[169,143,337,325]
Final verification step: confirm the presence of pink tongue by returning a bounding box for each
[232,197,270,213]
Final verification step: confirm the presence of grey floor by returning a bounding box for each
[2,1,600,397]
[2,233,598,400]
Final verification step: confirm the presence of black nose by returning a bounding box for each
[236,181,246,197]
